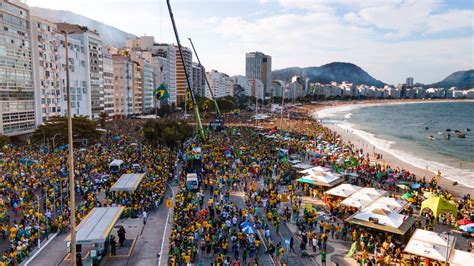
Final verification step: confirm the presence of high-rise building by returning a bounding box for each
[0,0,36,135]
[57,33,90,117]
[57,23,105,119]
[245,51,272,98]
[175,46,192,106]
[112,54,133,117]
[141,61,154,113]
[131,60,142,115]
[406,77,414,88]
[102,50,114,115]
[31,16,62,124]
[192,62,205,97]
[248,78,264,100]
[153,43,176,106]
[205,70,234,99]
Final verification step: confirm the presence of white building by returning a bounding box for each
[57,23,105,119]
[0,0,36,135]
[233,75,252,97]
[57,34,90,117]
[153,43,177,106]
[31,16,62,124]
[205,70,234,99]
[248,78,264,100]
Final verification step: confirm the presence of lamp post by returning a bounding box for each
[60,24,88,266]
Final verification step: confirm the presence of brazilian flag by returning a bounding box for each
[154,83,170,100]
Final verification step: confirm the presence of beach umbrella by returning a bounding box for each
[385,177,396,184]
[397,184,410,190]
[411,183,421,190]
[402,192,414,199]
[459,223,474,233]
[240,221,253,228]
[458,218,472,225]
[242,226,257,234]
[113,136,120,141]
[406,197,416,203]
[398,181,409,185]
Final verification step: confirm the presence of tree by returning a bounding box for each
[142,119,193,149]
[99,112,109,128]
[216,96,237,113]
[0,134,10,147]
[33,116,100,144]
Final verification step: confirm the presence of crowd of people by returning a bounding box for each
[0,120,174,264]
[168,108,472,266]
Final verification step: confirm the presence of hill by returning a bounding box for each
[428,70,474,90]
[30,7,136,47]
[272,62,386,87]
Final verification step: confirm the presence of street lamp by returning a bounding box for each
[59,24,88,266]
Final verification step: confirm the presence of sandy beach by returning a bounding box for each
[307,99,474,198]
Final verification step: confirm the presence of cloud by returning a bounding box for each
[28,0,473,84]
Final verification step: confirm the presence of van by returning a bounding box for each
[186,173,199,192]
[109,159,124,174]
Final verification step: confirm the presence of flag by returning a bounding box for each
[154,83,170,100]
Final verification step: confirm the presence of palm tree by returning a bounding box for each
[99,112,109,128]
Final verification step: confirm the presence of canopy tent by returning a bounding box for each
[325,183,362,198]
[365,197,409,213]
[298,166,331,175]
[340,188,387,209]
[65,207,124,244]
[346,211,415,235]
[351,208,408,228]
[404,229,456,262]
[292,163,313,170]
[297,171,343,187]
[449,249,474,266]
[288,159,302,165]
[420,197,457,218]
[110,173,146,192]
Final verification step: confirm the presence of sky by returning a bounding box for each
[27,0,474,85]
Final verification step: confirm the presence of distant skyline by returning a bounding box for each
[28,0,474,85]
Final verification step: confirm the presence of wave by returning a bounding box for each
[344,113,352,119]
[313,105,474,188]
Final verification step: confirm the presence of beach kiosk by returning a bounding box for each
[404,229,456,264]
[65,207,124,265]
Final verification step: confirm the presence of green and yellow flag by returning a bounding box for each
[154,83,170,100]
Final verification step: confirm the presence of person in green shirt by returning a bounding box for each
[320,249,327,266]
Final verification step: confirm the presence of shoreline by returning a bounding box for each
[306,99,473,197]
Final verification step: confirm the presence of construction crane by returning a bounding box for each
[188,38,224,131]
[166,0,206,140]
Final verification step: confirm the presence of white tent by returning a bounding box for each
[352,208,407,228]
[404,229,456,262]
[449,249,474,266]
[298,166,331,175]
[325,184,362,198]
[292,162,313,170]
[365,197,409,213]
[340,188,387,208]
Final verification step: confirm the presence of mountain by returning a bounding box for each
[427,70,474,90]
[272,62,386,87]
[30,7,136,47]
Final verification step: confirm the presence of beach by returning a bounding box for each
[308,99,474,198]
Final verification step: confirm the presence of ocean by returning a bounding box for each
[315,101,474,188]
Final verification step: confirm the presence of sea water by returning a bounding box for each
[315,101,474,188]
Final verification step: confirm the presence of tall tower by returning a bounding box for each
[245,51,272,99]
[0,0,36,135]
